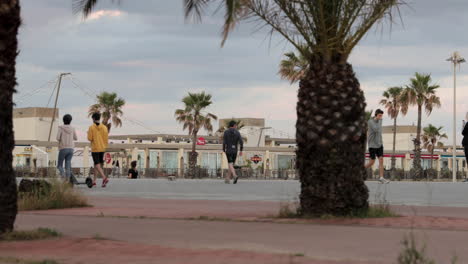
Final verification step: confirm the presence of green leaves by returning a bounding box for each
[175,92,217,135]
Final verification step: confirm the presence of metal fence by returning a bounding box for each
[14,166,298,180]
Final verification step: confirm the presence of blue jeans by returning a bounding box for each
[57,148,74,180]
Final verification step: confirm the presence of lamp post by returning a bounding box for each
[447,52,465,182]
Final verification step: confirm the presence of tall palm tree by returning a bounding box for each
[74,0,404,216]
[422,125,447,169]
[88,91,125,134]
[279,50,309,84]
[401,73,441,179]
[380,87,405,170]
[175,92,217,178]
[0,0,20,234]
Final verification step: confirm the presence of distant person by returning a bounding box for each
[56,114,77,182]
[365,109,390,184]
[128,161,139,179]
[87,112,109,187]
[112,160,120,177]
[223,121,244,184]
[462,113,468,182]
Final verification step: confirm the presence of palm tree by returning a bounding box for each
[278,50,309,84]
[74,0,404,216]
[365,109,374,121]
[380,87,405,170]
[88,92,125,134]
[401,73,441,179]
[0,0,20,234]
[175,92,217,178]
[422,125,447,169]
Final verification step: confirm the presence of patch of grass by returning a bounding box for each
[18,180,90,211]
[277,203,300,218]
[0,228,61,241]
[292,253,305,257]
[0,257,59,264]
[192,216,232,222]
[277,203,398,219]
[351,204,399,219]
[397,232,458,264]
[92,233,111,241]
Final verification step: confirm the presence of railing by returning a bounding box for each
[14,166,298,180]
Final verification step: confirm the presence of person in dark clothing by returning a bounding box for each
[462,115,468,182]
[128,161,138,179]
[223,121,244,184]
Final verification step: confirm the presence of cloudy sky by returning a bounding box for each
[15,0,468,143]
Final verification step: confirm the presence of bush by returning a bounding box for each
[0,228,61,241]
[18,180,89,211]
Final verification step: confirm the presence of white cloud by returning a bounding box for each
[87,10,125,21]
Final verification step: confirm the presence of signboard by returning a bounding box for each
[24,147,32,152]
[105,153,112,164]
[197,137,206,146]
[250,155,262,164]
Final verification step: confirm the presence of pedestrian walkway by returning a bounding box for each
[3,197,468,264]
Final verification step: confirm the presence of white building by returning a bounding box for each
[13,107,59,168]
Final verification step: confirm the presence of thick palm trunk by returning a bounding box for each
[297,62,369,216]
[413,105,423,179]
[391,117,397,170]
[0,0,20,234]
[189,132,198,178]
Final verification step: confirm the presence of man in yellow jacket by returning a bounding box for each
[88,112,109,187]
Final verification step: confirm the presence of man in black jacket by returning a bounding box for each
[223,121,244,184]
[462,115,468,182]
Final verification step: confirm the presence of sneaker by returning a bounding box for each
[379,177,390,184]
[92,182,97,187]
[233,176,239,184]
[102,177,109,188]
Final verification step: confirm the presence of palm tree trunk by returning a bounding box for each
[430,148,434,169]
[413,104,423,179]
[297,62,369,216]
[0,0,20,234]
[189,132,198,178]
[391,117,397,170]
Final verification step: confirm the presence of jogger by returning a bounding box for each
[87,112,109,187]
[223,121,243,184]
[365,109,390,184]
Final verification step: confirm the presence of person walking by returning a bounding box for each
[87,112,109,187]
[56,114,77,183]
[365,109,390,183]
[223,121,243,184]
[462,113,468,182]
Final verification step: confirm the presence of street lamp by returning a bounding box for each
[447,52,465,182]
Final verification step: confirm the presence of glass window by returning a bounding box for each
[162,151,178,169]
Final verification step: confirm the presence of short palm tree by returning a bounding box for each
[175,92,217,178]
[216,118,245,134]
[88,92,125,134]
[279,50,309,84]
[365,109,374,121]
[75,0,405,216]
[401,73,441,179]
[422,125,447,169]
[380,87,405,170]
[0,0,20,234]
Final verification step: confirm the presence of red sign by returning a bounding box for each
[251,155,262,164]
[196,137,206,145]
[105,153,112,164]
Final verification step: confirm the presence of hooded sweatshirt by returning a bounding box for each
[223,128,244,154]
[56,125,78,150]
[87,123,109,152]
